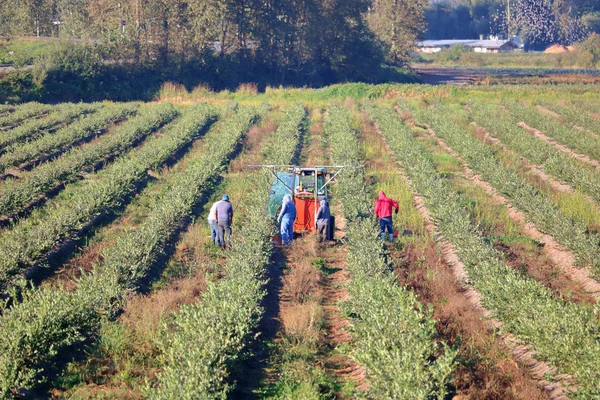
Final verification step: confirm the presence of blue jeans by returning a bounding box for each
[209,220,220,246]
[379,217,393,236]
[280,216,295,245]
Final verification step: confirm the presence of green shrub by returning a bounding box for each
[434,45,471,64]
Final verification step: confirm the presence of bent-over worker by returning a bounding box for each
[375,191,399,241]
[207,200,221,246]
[278,194,296,246]
[215,194,234,248]
[316,198,331,242]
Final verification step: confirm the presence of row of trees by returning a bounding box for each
[426,0,598,49]
[0,0,426,86]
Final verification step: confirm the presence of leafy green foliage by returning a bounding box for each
[0,104,216,294]
[0,103,178,217]
[261,103,305,165]
[368,104,600,399]
[0,102,101,150]
[414,103,600,275]
[326,104,456,399]
[0,104,259,396]
[0,103,138,174]
[147,104,305,398]
[504,100,600,165]
[467,100,600,216]
[0,102,52,128]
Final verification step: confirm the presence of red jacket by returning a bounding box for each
[375,191,399,219]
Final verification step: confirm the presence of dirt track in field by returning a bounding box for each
[413,66,521,85]
[309,112,366,390]
[251,107,365,397]
[414,66,600,86]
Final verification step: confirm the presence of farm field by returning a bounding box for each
[1,83,600,399]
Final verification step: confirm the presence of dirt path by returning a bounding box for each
[412,66,537,86]
[518,122,600,170]
[364,115,560,399]
[254,107,364,398]
[417,122,600,302]
[320,213,367,391]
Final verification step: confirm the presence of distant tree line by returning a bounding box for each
[425,0,599,49]
[0,0,427,88]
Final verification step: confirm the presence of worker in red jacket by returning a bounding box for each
[375,191,399,241]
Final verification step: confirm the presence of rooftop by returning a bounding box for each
[417,39,517,49]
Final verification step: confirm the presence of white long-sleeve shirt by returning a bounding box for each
[207,202,218,222]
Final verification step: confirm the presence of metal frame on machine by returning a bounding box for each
[248,164,361,231]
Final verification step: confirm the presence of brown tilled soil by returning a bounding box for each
[418,122,600,302]
[362,114,552,399]
[319,237,367,391]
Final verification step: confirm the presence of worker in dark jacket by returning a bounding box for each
[375,191,399,241]
[215,194,234,248]
[316,199,331,242]
[278,194,296,246]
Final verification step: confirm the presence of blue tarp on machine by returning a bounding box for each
[267,172,295,218]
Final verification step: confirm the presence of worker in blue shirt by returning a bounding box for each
[215,194,234,248]
[278,194,296,246]
[316,199,331,242]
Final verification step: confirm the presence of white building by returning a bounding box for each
[416,38,519,54]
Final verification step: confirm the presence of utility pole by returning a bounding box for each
[507,0,510,40]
